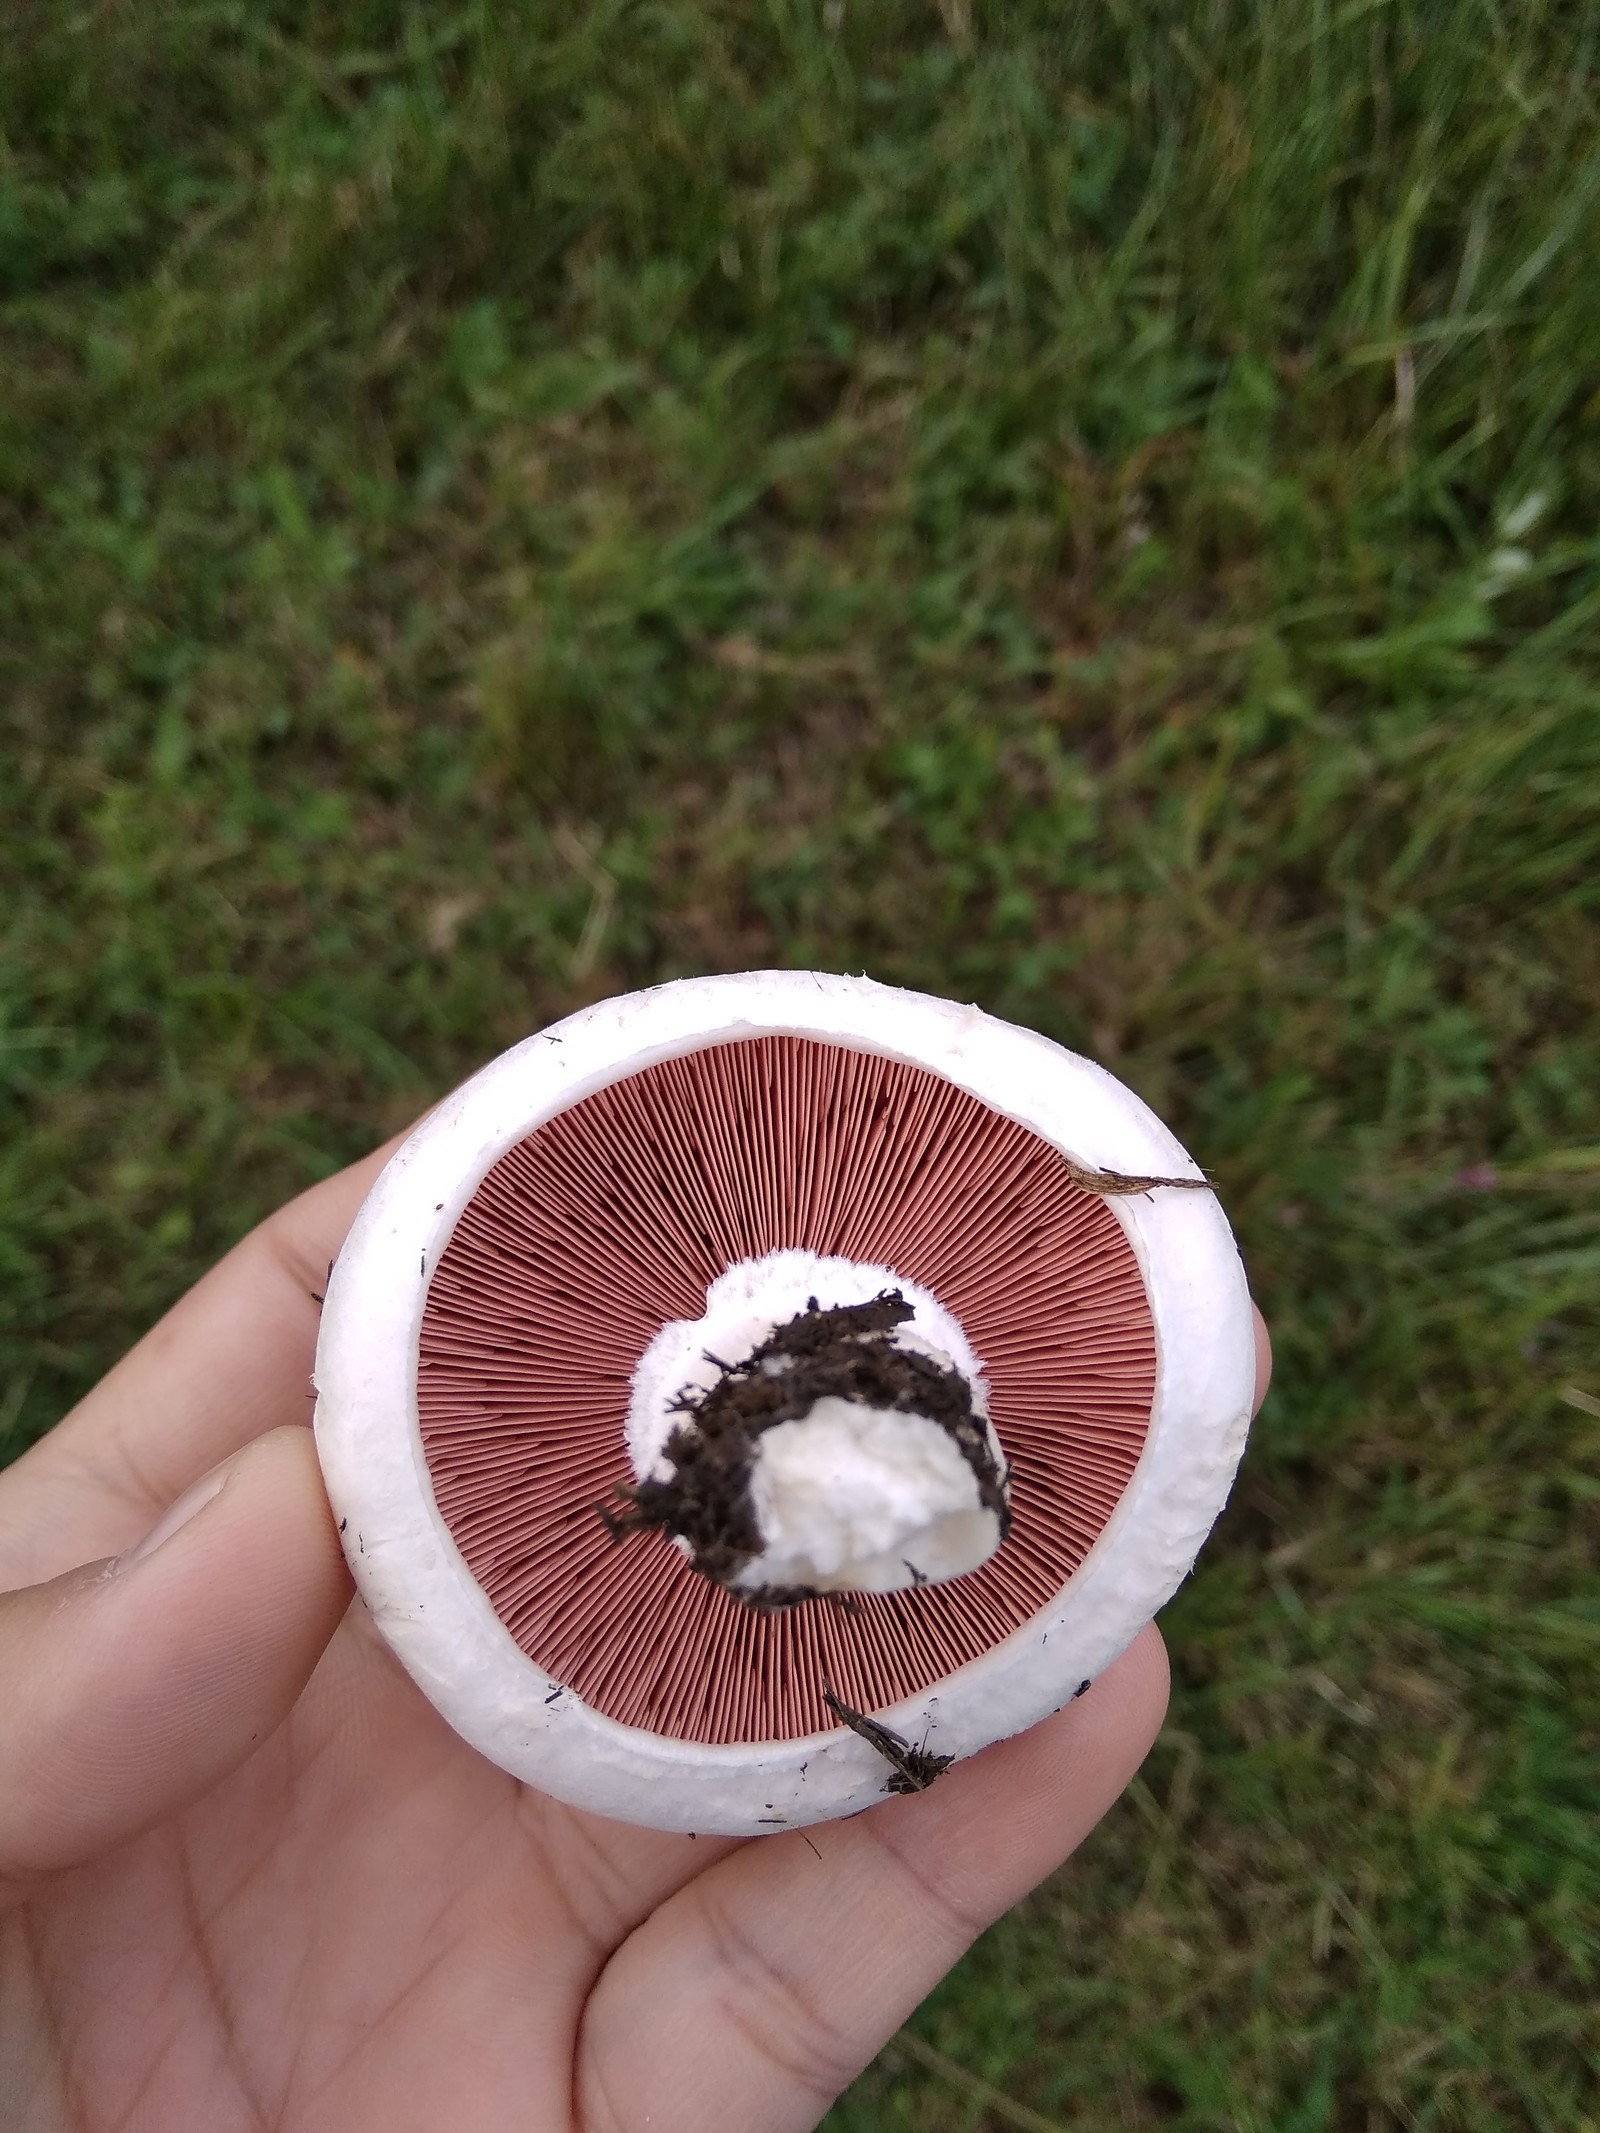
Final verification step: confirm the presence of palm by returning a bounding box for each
[14,1598,742,2130]
[0,1145,1218,2132]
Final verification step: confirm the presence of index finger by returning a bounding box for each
[0,1134,407,1588]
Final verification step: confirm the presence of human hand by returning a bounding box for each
[0,1142,1271,2132]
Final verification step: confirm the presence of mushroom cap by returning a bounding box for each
[312,971,1255,1833]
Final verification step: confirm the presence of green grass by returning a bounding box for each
[4,1,1599,2123]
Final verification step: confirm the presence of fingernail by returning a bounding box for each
[116,1458,235,1571]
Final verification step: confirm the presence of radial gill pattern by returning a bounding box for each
[417,1034,1157,1745]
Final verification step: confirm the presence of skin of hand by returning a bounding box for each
[0,1138,1272,2133]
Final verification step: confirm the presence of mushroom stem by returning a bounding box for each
[613,1256,1009,1602]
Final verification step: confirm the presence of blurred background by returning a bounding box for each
[3,2,1598,2124]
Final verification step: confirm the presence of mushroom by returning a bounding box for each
[312,971,1255,1833]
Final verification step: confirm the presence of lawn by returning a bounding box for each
[3,2,1598,2125]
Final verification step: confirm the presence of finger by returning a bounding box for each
[0,1426,351,1900]
[1252,1303,1272,1414]
[576,1623,1170,2133]
[0,1134,406,1586]
[503,1796,747,1984]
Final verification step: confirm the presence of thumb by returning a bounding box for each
[0,1426,351,1893]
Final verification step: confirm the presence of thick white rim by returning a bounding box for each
[313,972,1255,1834]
